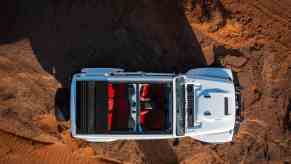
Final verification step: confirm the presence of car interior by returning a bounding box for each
[76,81,173,134]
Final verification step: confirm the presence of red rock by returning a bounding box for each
[202,45,215,65]
[224,55,248,68]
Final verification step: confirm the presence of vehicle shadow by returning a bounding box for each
[1,0,207,120]
[0,0,205,161]
[1,0,206,87]
[30,0,207,87]
[55,87,70,121]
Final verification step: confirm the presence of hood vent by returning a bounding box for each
[224,97,229,115]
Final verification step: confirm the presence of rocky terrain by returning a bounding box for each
[0,0,290,163]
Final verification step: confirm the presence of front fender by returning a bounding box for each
[189,130,234,144]
[186,68,233,81]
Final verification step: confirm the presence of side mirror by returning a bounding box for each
[173,138,180,146]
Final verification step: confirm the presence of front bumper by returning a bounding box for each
[234,80,244,134]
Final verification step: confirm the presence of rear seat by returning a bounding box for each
[108,83,165,131]
[109,84,130,131]
[107,84,115,130]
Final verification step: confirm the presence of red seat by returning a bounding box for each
[140,84,151,126]
[107,83,130,130]
[108,83,165,131]
[107,84,115,130]
[140,84,165,130]
[140,84,150,101]
[141,85,165,130]
[140,109,149,125]
[111,84,129,130]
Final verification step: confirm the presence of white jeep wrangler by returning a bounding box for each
[70,68,242,143]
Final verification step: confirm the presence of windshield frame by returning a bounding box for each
[174,76,185,136]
